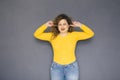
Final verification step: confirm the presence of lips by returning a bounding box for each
[61,28,65,31]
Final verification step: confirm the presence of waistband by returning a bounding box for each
[52,60,77,67]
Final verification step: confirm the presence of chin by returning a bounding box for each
[60,30,67,33]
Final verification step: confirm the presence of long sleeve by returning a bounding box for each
[33,24,52,42]
[72,24,95,41]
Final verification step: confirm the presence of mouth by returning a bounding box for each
[61,28,65,31]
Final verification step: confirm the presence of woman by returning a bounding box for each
[33,14,94,80]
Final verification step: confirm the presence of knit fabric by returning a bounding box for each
[33,24,94,65]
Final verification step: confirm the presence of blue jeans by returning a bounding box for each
[50,61,80,80]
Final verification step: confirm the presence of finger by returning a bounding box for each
[70,25,75,27]
[49,22,54,26]
[72,20,77,22]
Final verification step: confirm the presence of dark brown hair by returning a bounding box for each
[51,14,74,40]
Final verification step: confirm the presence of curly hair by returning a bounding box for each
[51,14,74,40]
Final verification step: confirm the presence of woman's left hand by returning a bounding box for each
[70,21,82,27]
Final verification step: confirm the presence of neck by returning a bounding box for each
[59,32,68,36]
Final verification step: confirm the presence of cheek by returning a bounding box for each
[58,26,61,29]
[65,25,69,29]
[58,26,61,31]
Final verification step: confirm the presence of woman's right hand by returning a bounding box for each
[45,21,54,27]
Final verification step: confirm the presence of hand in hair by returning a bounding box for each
[70,21,82,28]
[45,21,54,27]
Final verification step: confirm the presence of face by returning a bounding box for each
[58,19,69,33]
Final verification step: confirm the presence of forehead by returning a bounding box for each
[59,19,67,24]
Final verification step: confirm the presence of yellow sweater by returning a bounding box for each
[33,24,94,65]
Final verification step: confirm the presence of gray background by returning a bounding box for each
[0,0,120,80]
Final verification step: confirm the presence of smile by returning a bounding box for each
[61,28,65,31]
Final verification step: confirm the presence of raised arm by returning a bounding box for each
[71,21,95,40]
[33,21,53,42]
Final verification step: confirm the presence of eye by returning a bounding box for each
[63,23,66,25]
[58,24,61,26]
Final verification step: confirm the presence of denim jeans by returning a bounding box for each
[50,61,80,80]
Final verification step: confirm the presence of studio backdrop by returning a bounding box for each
[0,0,120,80]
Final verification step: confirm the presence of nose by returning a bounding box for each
[61,24,66,27]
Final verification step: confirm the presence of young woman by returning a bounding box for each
[33,14,94,80]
